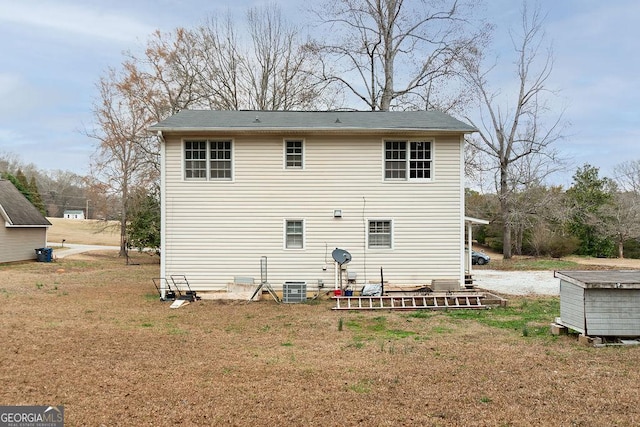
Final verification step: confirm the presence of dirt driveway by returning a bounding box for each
[473,255,640,296]
[474,269,559,295]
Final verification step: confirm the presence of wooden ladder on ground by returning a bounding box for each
[332,293,488,311]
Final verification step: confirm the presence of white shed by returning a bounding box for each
[63,210,85,220]
[555,270,640,337]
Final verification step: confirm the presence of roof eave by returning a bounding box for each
[0,204,12,226]
[151,126,477,134]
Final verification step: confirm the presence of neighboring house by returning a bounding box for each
[150,110,477,293]
[0,180,51,263]
[63,210,85,220]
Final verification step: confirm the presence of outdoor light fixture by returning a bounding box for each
[333,209,342,218]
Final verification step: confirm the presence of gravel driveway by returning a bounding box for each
[472,269,559,295]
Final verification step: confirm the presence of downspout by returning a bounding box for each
[158,130,167,300]
[467,221,473,276]
[459,135,466,289]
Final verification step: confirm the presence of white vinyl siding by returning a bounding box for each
[162,133,462,291]
[0,226,47,263]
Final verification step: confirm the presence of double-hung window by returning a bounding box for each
[384,140,432,180]
[285,140,303,169]
[184,140,232,180]
[368,220,392,249]
[285,220,304,249]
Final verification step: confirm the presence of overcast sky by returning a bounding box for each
[0,0,638,188]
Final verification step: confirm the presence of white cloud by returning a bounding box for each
[0,73,45,117]
[0,0,156,44]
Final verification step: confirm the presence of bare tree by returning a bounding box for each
[195,15,244,110]
[89,68,158,256]
[244,5,321,110]
[614,160,640,194]
[463,3,564,259]
[124,28,205,122]
[311,0,488,111]
[589,191,640,259]
[38,170,86,217]
[193,5,331,111]
[593,160,640,258]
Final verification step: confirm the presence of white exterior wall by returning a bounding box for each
[0,225,47,263]
[63,211,85,220]
[162,133,464,291]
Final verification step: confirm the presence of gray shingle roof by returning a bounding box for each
[0,180,50,227]
[149,110,477,133]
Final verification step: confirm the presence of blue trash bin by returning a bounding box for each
[35,248,53,262]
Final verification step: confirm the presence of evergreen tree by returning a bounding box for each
[565,164,615,257]
[1,171,47,216]
[28,176,46,216]
[126,187,160,254]
[15,169,28,189]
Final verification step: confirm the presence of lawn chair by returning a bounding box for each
[170,275,200,301]
[152,277,177,301]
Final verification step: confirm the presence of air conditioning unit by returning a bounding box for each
[282,281,307,303]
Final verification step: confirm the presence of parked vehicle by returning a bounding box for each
[471,250,490,265]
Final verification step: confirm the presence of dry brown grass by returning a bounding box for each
[47,217,120,246]
[1,251,640,426]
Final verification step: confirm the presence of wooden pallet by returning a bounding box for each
[332,293,488,310]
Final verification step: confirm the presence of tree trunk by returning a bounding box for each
[514,225,523,256]
[500,164,512,259]
[119,178,128,257]
[618,239,625,259]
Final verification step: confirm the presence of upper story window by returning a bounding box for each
[384,140,432,180]
[285,140,303,169]
[184,140,232,180]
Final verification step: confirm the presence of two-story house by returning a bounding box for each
[150,110,476,295]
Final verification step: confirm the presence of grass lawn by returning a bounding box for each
[1,251,639,425]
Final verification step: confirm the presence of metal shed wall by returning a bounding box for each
[585,289,640,337]
[559,280,586,334]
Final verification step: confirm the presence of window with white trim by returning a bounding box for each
[384,140,432,180]
[368,220,392,249]
[184,140,232,180]
[285,140,303,169]
[185,141,207,179]
[285,220,304,249]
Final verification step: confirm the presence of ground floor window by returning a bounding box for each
[368,220,392,249]
[285,220,304,249]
